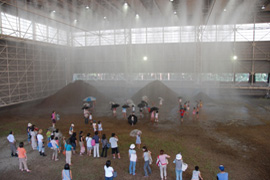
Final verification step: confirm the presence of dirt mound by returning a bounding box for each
[131,80,179,107]
[191,92,213,103]
[37,80,108,109]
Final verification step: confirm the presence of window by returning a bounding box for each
[20,18,33,40]
[1,13,19,37]
[202,25,216,42]
[131,28,146,44]
[100,30,114,46]
[86,31,99,46]
[35,23,47,42]
[235,24,254,42]
[217,25,234,42]
[58,29,67,45]
[48,26,57,44]
[147,27,163,44]
[255,23,270,41]
[164,26,180,43]
[235,73,249,82]
[115,29,130,45]
[255,73,268,82]
[73,32,85,47]
[181,26,195,42]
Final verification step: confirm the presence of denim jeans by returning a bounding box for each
[144,160,152,176]
[175,169,182,180]
[129,161,136,175]
[105,176,113,180]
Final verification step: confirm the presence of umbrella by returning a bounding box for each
[158,97,164,101]
[150,107,159,113]
[122,104,130,108]
[111,104,120,108]
[129,129,142,137]
[128,114,138,125]
[137,103,145,108]
[83,96,96,102]
[141,100,148,107]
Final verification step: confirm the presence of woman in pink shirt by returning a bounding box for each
[51,111,56,128]
[157,150,170,180]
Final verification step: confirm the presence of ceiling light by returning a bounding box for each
[170,0,174,2]
[174,11,177,15]
[86,6,89,9]
[262,5,265,10]
[233,55,237,60]
[143,56,148,61]
[74,19,77,22]
[223,8,226,12]
[104,16,107,20]
[136,14,139,19]
[52,10,56,13]
[124,2,128,6]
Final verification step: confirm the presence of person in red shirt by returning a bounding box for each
[17,142,31,172]
[179,108,185,122]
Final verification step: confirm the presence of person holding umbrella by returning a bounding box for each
[122,104,129,119]
[111,104,119,117]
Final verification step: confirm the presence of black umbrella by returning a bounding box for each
[141,100,148,106]
[111,104,120,108]
[150,107,159,113]
[137,103,145,108]
[128,114,138,125]
[122,104,130,108]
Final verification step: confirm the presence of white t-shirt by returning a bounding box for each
[104,165,114,177]
[86,137,92,147]
[7,134,15,143]
[37,134,43,143]
[191,170,200,180]
[129,149,137,162]
[109,137,118,148]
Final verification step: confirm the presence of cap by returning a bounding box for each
[28,123,32,127]
[219,165,225,171]
[130,144,135,149]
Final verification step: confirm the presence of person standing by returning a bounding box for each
[64,139,73,165]
[50,135,59,161]
[109,133,121,159]
[7,131,17,157]
[79,131,85,156]
[37,129,46,156]
[191,166,203,180]
[135,132,141,149]
[70,132,77,154]
[155,111,159,122]
[86,133,93,156]
[173,154,183,180]
[217,165,228,180]
[142,146,152,177]
[62,164,72,180]
[129,144,137,176]
[27,123,32,144]
[93,131,100,158]
[84,108,89,124]
[51,111,56,128]
[98,121,103,136]
[69,124,74,136]
[157,150,170,180]
[17,142,31,172]
[101,134,108,158]
[122,107,127,119]
[30,126,37,150]
[104,160,114,180]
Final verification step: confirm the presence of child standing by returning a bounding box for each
[155,111,159,122]
[69,124,74,136]
[92,121,97,132]
[129,144,137,176]
[112,108,116,117]
[51,111,56,128]
[98,121,103,136]
[79,131,85,156]
[150,111,155,122]
[191,166,203,180]
[85,133,92,156]
[89,112,93,125]
[192,107,196,120]
[180,108,185,122]
[136,132,141,149]
[17,142,31,172]
[50,135,59,161]
[46,129,51,145]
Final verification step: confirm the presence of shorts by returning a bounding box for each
[71,142,76,150]
[196,112,199,114]
[87,146,93,151]
[52,119,56,123]
[181,115,184,118]
[111,147,119,154]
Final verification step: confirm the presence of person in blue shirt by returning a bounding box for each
[217,165,228,180]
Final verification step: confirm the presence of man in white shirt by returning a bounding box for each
[109,133,121,159]
[37,129,46,156]
[7,131,17,157]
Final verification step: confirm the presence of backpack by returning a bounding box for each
[91,139,96,146]
[48,142,53,148]
[106,143,111,149]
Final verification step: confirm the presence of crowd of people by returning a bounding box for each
[6,97,229,180]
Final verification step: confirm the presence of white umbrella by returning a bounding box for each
[129,129,142,137]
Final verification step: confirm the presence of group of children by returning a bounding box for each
[179,99,203,122]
